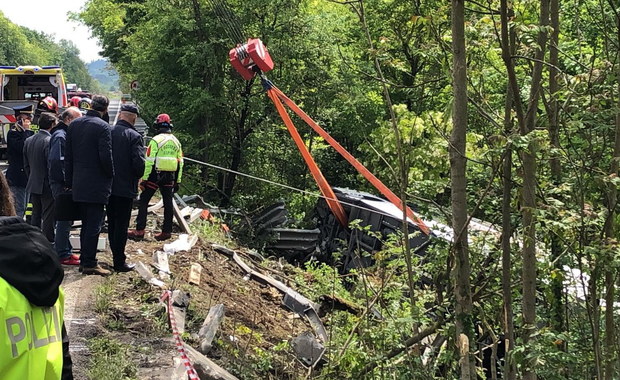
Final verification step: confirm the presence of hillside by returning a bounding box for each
[87,59,119,92]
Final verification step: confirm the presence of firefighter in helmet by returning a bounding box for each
[128,114,183,241]
[38,96,58,114]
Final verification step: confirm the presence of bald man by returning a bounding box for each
[49,106,82,265]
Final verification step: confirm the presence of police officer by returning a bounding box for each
[0,170,73,379]
[128,114,183,241]
[6,105,35,218]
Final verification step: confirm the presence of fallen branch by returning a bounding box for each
[359,320,444,376]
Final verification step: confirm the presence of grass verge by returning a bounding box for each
[87,337,137,380]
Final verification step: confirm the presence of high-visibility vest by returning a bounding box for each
[0,277,64,380]
[143,133,184,182]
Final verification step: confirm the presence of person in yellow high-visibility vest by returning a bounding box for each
[0,170,73,380]
[128,114,183,241]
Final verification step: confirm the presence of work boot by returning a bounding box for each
[82,265,111,276]
[154,232,172,241]
[127,229,145,241]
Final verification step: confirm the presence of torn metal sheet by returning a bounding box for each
[198,304,226,354]
[291,331,326,367]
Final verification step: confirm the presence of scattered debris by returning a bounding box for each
[211,243,329,361]
[188,263,202,285]
[291,331,326,367]
[131,199,163,216]
[170,290,190,334]
[163,234,199,254]
[69,236,107,251]
[190,208,203,223]
[173,201,192,234]
[134,261,166,288]
[198,304,226,354]
[185,345,239,380]
[152,251,171,280]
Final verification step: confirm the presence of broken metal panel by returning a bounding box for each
[199,304,226,354]
[291,331,326,367]
[251,202,288,232]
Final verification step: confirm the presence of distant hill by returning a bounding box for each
[87,59,119,91]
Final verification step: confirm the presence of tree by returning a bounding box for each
[450,0,475,378]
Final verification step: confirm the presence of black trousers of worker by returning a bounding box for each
[135,172,175,233]
[107,195,133,267]
[78,202,105,268]
[30,187,55,243]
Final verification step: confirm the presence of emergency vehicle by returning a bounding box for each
[0,65,68,157]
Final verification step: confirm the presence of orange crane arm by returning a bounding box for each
[272,85,430,235]
[266,88,349,227]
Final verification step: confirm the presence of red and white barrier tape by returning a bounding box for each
[160,290,200,379]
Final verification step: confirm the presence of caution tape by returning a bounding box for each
[160,290,200,379]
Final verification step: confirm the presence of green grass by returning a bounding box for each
[87,337,137,380]
[94,276,116,314]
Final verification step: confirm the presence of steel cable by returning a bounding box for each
[183,156,430,228]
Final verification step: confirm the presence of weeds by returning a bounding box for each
[94,276,116,314]
[87,337,137,380]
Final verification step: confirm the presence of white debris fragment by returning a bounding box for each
[163,234,193,254]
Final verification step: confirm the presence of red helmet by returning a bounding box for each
[154,113,172,128]
[155,114,171,123]
[39,96,58,113]
[69,96,81,107]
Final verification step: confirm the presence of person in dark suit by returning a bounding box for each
[49,107,82,266]
[6,105,35,218]
[65,95,113,276]
[23,112,57,242]
[107,104,144,272]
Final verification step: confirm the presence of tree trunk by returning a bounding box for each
[603,12,620,379]
[500,0,549,378]
[502,84,517,380]
[548,0,566,341]
[521,1,550,377]
[451,1,475,379]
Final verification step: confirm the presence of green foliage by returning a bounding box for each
[0,11,102,92]
[74,0,620,377]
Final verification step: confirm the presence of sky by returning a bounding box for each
[1,0,102,63]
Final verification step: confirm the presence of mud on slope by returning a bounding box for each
[106,237,313,379]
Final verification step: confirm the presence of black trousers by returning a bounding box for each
[106,195,133,267]
[78,202,105,268]
[30,187,55,243]
[135,172,175,233]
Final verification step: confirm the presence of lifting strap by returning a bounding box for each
[266,88,349,227]
[269,84,430,236]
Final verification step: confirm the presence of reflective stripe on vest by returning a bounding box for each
[153,134,181,172]
[0,277,64,379]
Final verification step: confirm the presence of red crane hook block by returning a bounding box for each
[229,39,274,80]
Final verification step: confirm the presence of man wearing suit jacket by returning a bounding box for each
[107,104,144,272]
[65,95,114,276]
[23,112,57,242]
[49,107,82,266]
